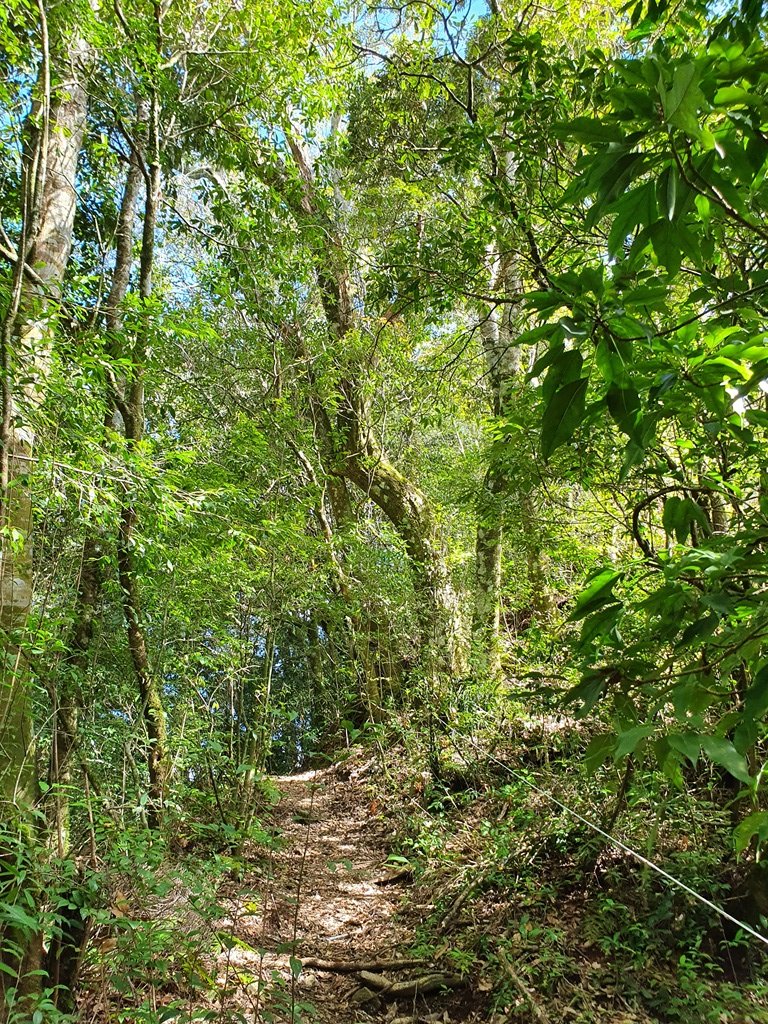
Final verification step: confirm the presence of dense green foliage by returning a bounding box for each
[1,0,768,1018]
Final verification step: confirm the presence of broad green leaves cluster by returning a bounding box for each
[517,8,768,832]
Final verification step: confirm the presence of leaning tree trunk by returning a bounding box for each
[338,391,463,683]
[284,134,463,687]
[0,18,89,1016]
[290,439,382,722]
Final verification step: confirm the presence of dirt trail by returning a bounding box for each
[217,765,462,1024]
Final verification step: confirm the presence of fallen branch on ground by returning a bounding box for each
[375,865,414,885]
[436,865,489,933]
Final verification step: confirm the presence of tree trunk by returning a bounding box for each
[284,134,463,685]
[290,440,384,722]
[0,19,90,1017]
[473,465,505,679]
[45,143,143,855]
[471,232,523,678]
[339,397,463,682]
[0,16,88,811]
[115,91,168,829]
[47,538,101,850]
[117,508,168,829]
[39,143,147,1012]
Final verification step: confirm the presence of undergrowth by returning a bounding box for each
[0,788,282,1024]
[372,706,768,1024]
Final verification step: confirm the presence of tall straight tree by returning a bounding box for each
[0,6,92,1011]
[0,4,90,810]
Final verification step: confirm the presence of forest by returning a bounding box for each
[2,0,768,1020]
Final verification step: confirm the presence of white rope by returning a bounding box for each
[450,727,768,950]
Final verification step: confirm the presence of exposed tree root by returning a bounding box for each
[355,970,464,999]
[300,956,428,972]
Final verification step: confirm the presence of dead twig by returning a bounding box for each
[299,956,427,973]
[497,948,550,1024]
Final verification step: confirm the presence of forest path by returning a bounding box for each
[217,765,463,1024]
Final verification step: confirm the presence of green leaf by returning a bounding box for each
[564,673,608,717]
[614,724,654,759]
[734,811,768,855]
[541,377,588,460]
[701,736,751,783]
[667,732,700,766]
[607,384,643,443]
[662,61,702,133]
[678,612,718,648]
[542,349,583,402]
[662,495,683,536]
[0,902,39,931]
[584,734,614,773]
[662,495,710,542]
[666,165,677,220]
[654,737,684,787]
[744,666,768,720]
[570,568,621,620]
[713,85,758,107]
[580,602,622,645]
[595,339,631,386]
[529,342,565,379]
[650,219,682,275]
[734,718,758,756]
[608,192,643,247]
[680,498,711,541]
[560,117,626,144]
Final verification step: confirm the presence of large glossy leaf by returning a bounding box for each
[668,732,700,766]
[560,117,627,144]
[734,811,768,855]
[564,673,608,718]
[614,724,654,759]
[661,61,703,133]
[584,734,614,774]
[607,180,658,254]
[607,384,643,443]
[744,666,768,720]
[541,377,588,460]
[542,349,584,402]
[701,736,751,783]
[570,568,622,620]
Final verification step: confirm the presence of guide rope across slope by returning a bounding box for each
[448,719,768,951]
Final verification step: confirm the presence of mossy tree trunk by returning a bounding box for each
[115,89,169,829]
[284,136,464,688]
[337,392,463,682]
